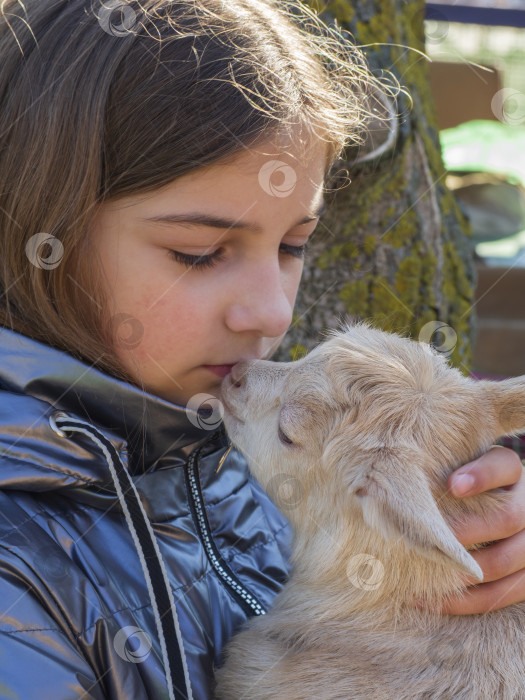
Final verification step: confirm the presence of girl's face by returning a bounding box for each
[88,136,327,406]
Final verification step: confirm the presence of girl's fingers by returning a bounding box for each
[437,569,525,615]
[450,469,525,545]
[411,531,525,614]
[449,445,523,498]
[412,450,525,615]
[468,528,525,583]
[447,448,525,546]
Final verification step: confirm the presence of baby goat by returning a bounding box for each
[214,320,525,700]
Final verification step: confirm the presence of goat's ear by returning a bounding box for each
[481,376,525,436]
[351,450,483,582]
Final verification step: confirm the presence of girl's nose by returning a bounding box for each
[224,261,294,337]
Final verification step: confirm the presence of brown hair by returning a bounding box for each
[0,0,395,384]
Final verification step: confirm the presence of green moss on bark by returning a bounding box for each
[282,1,475,372]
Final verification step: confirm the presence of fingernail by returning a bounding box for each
[451,472,475,496]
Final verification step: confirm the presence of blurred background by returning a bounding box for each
[425,0,525,382]
[424,0,525,453]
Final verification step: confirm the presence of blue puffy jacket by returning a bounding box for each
[0,327,292,699]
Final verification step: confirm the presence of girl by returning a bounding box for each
[0,1,524,699]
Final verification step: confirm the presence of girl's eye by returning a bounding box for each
[279,242,309,260]
[278,425,294,446]
[168,242,309,270]
[168,248,226,270]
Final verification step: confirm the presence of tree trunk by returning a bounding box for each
[275,0,476,373]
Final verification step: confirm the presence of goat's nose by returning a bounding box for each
[230,362,248,388]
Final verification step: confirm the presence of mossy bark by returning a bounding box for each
[275,0,476,373]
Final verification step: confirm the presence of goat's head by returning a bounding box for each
[220,320,525,598]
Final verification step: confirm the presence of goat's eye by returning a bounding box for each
[278,425,294,445]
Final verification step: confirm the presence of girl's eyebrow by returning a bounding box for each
[141,200,326,232]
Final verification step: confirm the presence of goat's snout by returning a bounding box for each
[229,361,249,388]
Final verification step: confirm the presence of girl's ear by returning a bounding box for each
[350,449,483,581]
[482,377,525,436]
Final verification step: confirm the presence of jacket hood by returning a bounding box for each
[0,327,219,493]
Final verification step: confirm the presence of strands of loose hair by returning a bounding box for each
[0,0,401,387]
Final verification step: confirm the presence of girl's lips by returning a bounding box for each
[202,364,235,378]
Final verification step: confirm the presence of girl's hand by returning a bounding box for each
[421,446,525,614]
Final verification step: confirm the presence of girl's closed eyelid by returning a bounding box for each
[168,248,227,270]
[168,242,309,271]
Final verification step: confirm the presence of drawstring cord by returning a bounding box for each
[215,441,233,473]
[49,411,193,700]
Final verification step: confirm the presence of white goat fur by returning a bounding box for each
[214,320,525,700]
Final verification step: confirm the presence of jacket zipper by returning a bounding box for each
[185,431,266,617]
